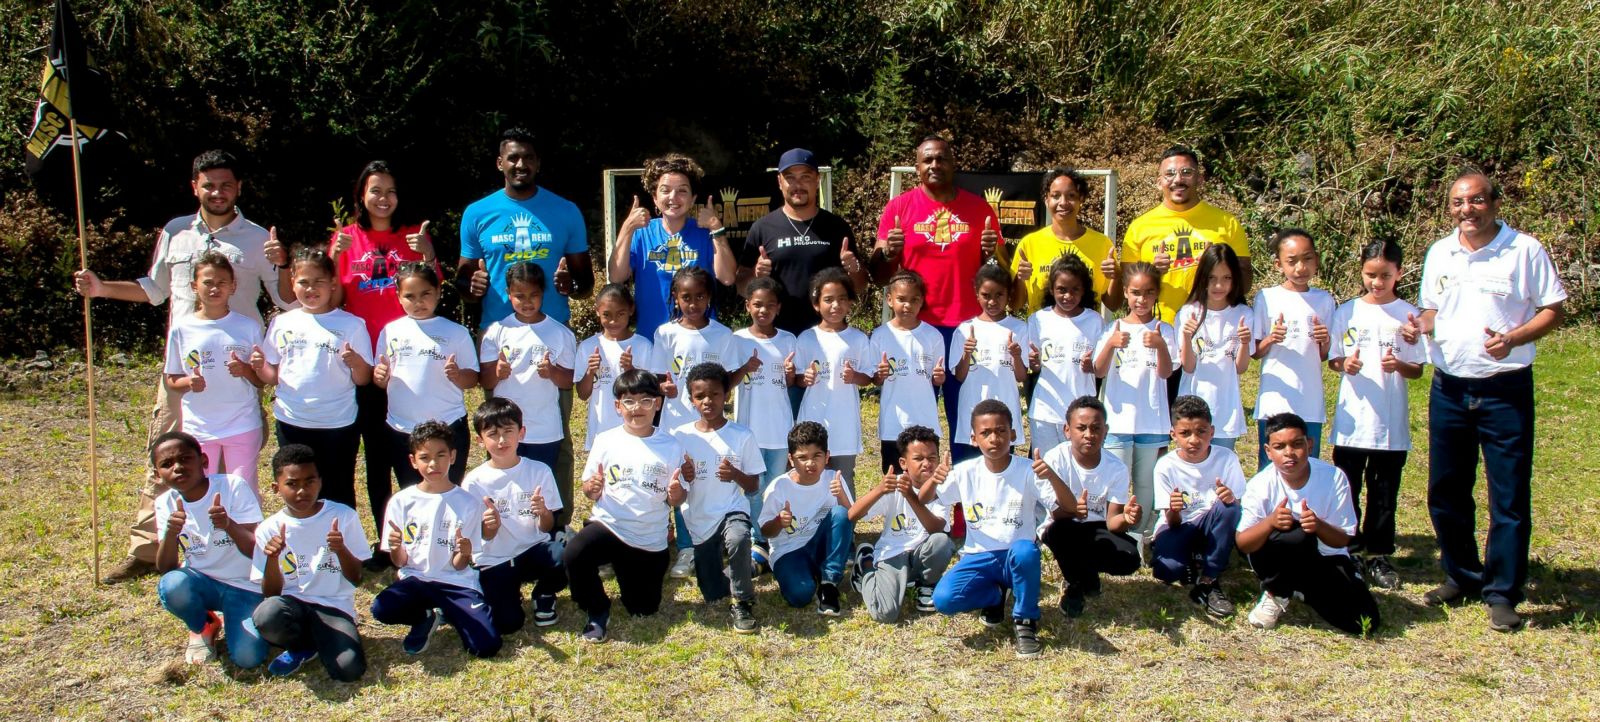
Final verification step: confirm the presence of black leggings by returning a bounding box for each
[1040,519,1140,590]
[1331,446,1406,555]
[562,522,669,619]
[356,383,394,531]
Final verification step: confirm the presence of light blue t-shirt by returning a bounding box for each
[460,187,588,327]
[629,218,717,340]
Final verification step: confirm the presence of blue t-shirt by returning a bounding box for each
[460,187,588,327]
[629,218,717,339]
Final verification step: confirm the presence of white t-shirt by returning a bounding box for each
[479,314,577,444]
[1419,223,1568,378]
[1027,308,1105,424]
[1151,446,1247,538]
[262,308,373,429]
[462,458,564,567]
[1239,458,1358,557]
[758,471,852,565]
[935,455,1050,555]
[951,316,1029,441]
[163,312,265,441]
[862,487,947,561]
[1175,303,1252,438]
[153,474,264,592]
[671,421,766,545]
[583,426,686,552]
[379,484,485,591]
[1329,298,1427,450]
[376,316,479,431]
[732,328,798,450]
[868,322,946,440]
[1097,318,1179,435]
[575,333,654,450]
[650,320,740,432]
[250,501,372,619]
[1253,286,1338,422]
[796,326,872,455]
[1038,445,1130,526]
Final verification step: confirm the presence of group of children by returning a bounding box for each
[153,225,1416,671]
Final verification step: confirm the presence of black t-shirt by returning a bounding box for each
[738,208,857,334]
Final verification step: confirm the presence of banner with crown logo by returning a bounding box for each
[953,173,1046,239]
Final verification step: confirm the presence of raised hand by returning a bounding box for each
[980,217,999,259]
[931,356,947,386]
[1078,347,1093,373]
[482,496,502,538]
[1343,347,1363,375]
[405,220,434,258]
[697,195,723,231]
[443,353,462,384]
[1099,246,1118,279]
[165,506,187,539]
[264,523,287,558]
[885,218,905,262]
[1152,244,1172,274]
[325,518,346,555]
[963,331,979,361]
[496,349,513,380]
[619,344,635,371]
[226,351,249,378]
[453,523,472,558]
[622,196,651,235]
[666,468,687,506]
[554,256,573,295]
[208,493,229,530]
[1123,494,1142,526]
[1298,499,1320,535]
[469,259,489,298]
[754,245,773,278]
[1235,316,1251,350]
[717,456,738,482]
[661,370,679,398]
[536,351,553,379]
[1270,497,1294,531]
[1181,313,1200,342]
[529,487,548,517]
[1484,327,1513,360]
[1027,342,1041,370]
[840,236,861,274]
[743,347,763,375]
[800,360,818,388]
[829,470,846,501]
[778,501,794,529]
[1311,316,1329,347]
[372,354,390,385]
[585,346,602,379]
[1029,447,1058,483]
[1214,477,1236,506]
[1074,488,1090,520]
[1142,328,1162,349]
[1269,313,1288,344]
[783,350,797,379]
[73,268,105,298]
[1400,313,1421,344]
[583,470,605,501]
[879,467,902,496]
[188,363,207,393]
[248,344,267,374]
[1169,487,1187,512]
[873,352,892,384]
[1006,332,1024,362]
[1380,346,1401,373]
[1014,247,1032,283]
[264,226,288,267]
[333,227,354,256]
[680,453,696,482]
[338,341,361,369]
[1111,324,1132,350]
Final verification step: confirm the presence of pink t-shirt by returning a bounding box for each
[331,223,441,349]
[876,187,1002,327]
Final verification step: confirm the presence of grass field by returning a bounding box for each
[1,327,1597,720]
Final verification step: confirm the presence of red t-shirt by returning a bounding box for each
[875,187,1002,327]
[330,223,441,350]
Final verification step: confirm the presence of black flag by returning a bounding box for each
[24,0,118,179]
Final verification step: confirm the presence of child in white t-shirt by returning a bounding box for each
[1252,228,1337,470]
[1026,255,1104,455]
[1237,413,1380,634]
[250,444,371,680]
[758,421,856,616]
[370,421,500,658]
[479,261,576,473]
[373,264,480,485]
[163,251,266,491]
[870,270,947,470]
[1033,396,1142,618]
[576,283,654,451]
[951,264,1029,462]
[672,363,766,633]
[257,249,373,512]
[1327,240,1426,591]
[563,369,690,644]
[732,276,797,567]
[1150,396,1246,619]
[461,398,566,635]
[796,267,874,484]
[1176,244,1253,451]
[151,431,267,669]
[847,425,954,623]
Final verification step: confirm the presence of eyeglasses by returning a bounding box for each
[1449,196,1492,208]
[618,397,661,410]
[1161,168,1198,181]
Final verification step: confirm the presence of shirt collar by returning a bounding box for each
[1445,220,1513,257]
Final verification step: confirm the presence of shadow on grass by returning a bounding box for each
[1525,560,1600,629]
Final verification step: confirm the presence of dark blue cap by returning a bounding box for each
[778,148,817,172]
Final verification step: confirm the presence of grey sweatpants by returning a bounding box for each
[692,512,755,604]
[860,533,956,623]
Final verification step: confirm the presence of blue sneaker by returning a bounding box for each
[403,609,440,655]
[266,648,318,676]
[751,543,771,577]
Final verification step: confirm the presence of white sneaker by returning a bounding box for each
[669,551,695,579]
[1248,591,1291,630]
[184,612,220,664]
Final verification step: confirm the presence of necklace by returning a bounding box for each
[784,212,815,241]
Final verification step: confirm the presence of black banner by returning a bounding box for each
[24,0,119,180]
[949,172,1046,240]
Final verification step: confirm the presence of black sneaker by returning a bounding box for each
[1488,603,1524,632]
[1365,556,1401,591]
[1424,582,1470,607]
[817,582,842,616]
[731,600,758,634]
[850,543,874,595]
[402,609,440,655]
[980,590,1007,628]
[1012,618,1042,658]
[533,594,558,627]
[581,616,609,644]
[1059,589,1086,618]
[1082,576,1103,598]
[1191,582,1235,618]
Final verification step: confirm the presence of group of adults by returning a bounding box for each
[76,129,1564,628]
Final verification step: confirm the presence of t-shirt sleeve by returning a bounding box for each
[757,482,784,525]
[738,431,765,476]
[562,202,588,256]
[1526,243,1569,307]
[138,228,176,306]
[554,326,578,368]
[648,331,671,375]
[1222,454,1248,496]
[350,323,375,363]
[1250,290,1270,338]
[1327,305,1350,361]
[375,328,391,363]
[949,324,970,365]
[228,476,265,524]
[1327,468,1358,535]
[249,520,273,581]
[1237,480,1268,531]
[535,465,566,512]
[1418,247,1441,311]
[378,497,401,551]
[340,506,373,561]
[1103,463,1130,507]
[1162,322,1179,361]
[1398,303,1426,364]
[738,222,764,268]
[262,318,283,365]
[163,326,186,375]
[1223,214,1250,258]
[453,328,481,371]
[935,467,964,509]
[1151,461,1174,510]
[459,205,483,260]
[478,324,501,364]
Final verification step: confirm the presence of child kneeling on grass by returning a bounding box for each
[1237,413,1381,634]
[251,444,371,680]
[370,421,501,658]
[1150,395,1246,619]
[153,431,268,669]
[758,421,855,616]
[847,425,954,624]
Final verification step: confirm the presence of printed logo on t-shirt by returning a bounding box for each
[911,209,971,250]
[606,462,671,493]
[967,501,987,523]
[351,249,401,293]
[401,521,425,545]
[1155,225,1208,270]
[388,335,447,361]
[889,512,921,534]
[645,234,700,273]
[278,550,301,577]
[183,349,212,372]
[490,213,556,262]
[434,520,465,552]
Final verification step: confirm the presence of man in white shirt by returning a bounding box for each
[1414,170,1567,632]
[74,150,292,582]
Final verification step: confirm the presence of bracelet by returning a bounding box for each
[709,226,728,238]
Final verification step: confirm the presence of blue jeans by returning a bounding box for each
[749,447,789,546]
[1258,421,1322,471]
[158,568,268,668]
[1428,367,1535,606]
[1152,502,1243,582]
[932,539,1042,621]
[772,506,854,607]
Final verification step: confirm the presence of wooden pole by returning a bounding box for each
[70,119,103,585]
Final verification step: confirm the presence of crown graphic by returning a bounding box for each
[984,187,1004,205]
[512,213,534,230]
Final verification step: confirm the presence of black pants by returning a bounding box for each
[388,417,471,487]
[1331,446,1406,556]
[355,383,393,531]
[478,540,567,634]
[251,596,366,682]
[562,522,669,619]
[1247,526,1381,634]
[275,420,360,511]
[1040,520,1140,591]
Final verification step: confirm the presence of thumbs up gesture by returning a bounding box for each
[1343,347,1363,375]
[829,470,847,502]
[873,352,892,384]
[1152,244,1172,274]
[373,354,391,385]
[1484,327,1513,360]
[1168,486,1187,512]
[582,469,605,501]
[248,344,267,373]
[529,487,548,518]
[1142,328,1162,349]
[1008,331,1026,362]
[717,456,738,482]
[405,220,434,259]
[1181,312,1201,342]
[482,496,502,538]
[1100,245,1118,279]
[754,245,773,278]
[495,349,513,380]
[743,347,764,375]
[778,500,795,529]
[1298,499,1320,535]
[1214,476,1236,506]
[1014,247,1032,283]
[324,517,346,555]
[1270,497,1294,531]
[963,330,979,360]
[1079,347,1094,373]
[800,359,818,388]
[980,216,999,259]
[188,362,207,393]
[931,355,947,386]
[443,353,462,384]
[469,259,489,298]
[338,341,361,369]
[841,357,863,384]
[585,346,602,380]
[1310,315,1329,347]
[453,523,472,558]
[1380,345,1401,373]
[680,453,696,482]
[536,351,553,379]
[878,465,902,496]
[264,522,288,558]
[554,256,574,295]
[661,370,679,398]
[1074,488,1090,520]
[697,195,723,232]
[264,226,288,267]
[1027,342,1041,370]
[840,236,861,274]
[208,493,230,530]
[619,344,635,371]
[1030,447,1061,485]
[333,227,354,256]
[1400,312,1422,344]
[1111,324,1132,349]
[1235,316,1252,349]
[1123,495,1142,526]
[1269,313,1288,344]
[622,196,651,234]
[165,506,188,539]
[226,350,249,377]
[666,468,687,506]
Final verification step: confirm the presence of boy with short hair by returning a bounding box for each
[1150,395,1246,618]
[462,398,567,635]
[671,363,767,633]
[758,421,855,616]
[847,425,954,624]
[369,421,501,658]
[1033,396,1144,618]
[251,444,371,680]
[563,369,690,643]
[1237,413,1380,634]
[932,400,1076,659]
[152,431,268,668]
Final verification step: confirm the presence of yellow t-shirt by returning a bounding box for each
[1010,226,1114,313]
[1121,201,1249,323]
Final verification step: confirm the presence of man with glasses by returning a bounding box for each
[73,149,292,583]
[1414,170,1566,632]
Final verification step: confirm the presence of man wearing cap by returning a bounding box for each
[736,148,865,334]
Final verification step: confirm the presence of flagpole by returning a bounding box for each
[69,118,103,585]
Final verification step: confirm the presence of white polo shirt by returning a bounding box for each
[1419,222,1567,378]
[138,210,291,329]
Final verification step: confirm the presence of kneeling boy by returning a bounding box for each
[848,425,954,623]
[759,421,855,616]
[1150,395,1246,618]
